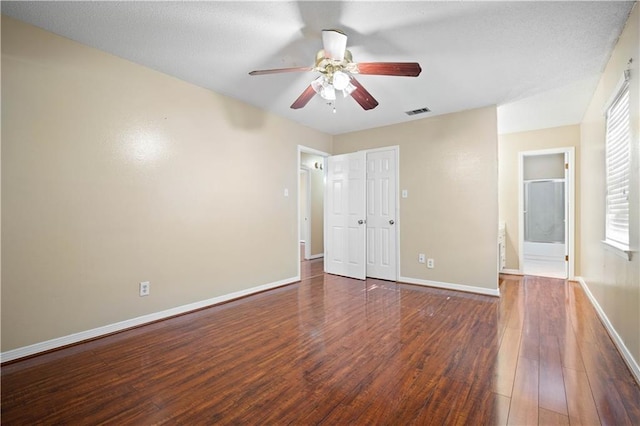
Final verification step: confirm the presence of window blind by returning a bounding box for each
[605,83,630,247]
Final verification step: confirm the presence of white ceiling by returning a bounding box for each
[1,1,635,135]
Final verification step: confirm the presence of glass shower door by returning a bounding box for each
[525,180,565,243]
[523,180,566,278]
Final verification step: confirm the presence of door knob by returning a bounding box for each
[389,220,395,225]
[358,220,364,225]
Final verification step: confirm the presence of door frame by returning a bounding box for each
[297,145,330,279]
[518,147,575,279]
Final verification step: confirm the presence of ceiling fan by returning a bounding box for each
[249,29,422,111]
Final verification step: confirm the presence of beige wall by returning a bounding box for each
[334,106,499,291]
[300,153,325,257]
[1,16,332,351]
[579,5,639,366]
[498,125,581,271]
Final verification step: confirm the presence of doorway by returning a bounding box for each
[298,146,329,279]
[519,148,575,279]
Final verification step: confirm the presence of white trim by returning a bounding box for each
[1,276,299,363]
[576,277,640,386]
[523,178,565,183]
[567,148,575,279]
[399,276,501,297]
[601,239,633,261]
[307,253,324,260]
[304,167,312,260]
[518,153,524,274]
[518,147,575,280]
[298,146,331,158]
[501,269,524,276]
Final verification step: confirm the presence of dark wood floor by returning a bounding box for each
[2,259,640,424]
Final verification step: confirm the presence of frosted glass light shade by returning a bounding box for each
[322,84,336,100]
[311,76,325,94]
[332,71,350,90]
[342,81,356,97]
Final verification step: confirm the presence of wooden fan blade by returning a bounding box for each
[322,29,347,60]
[249,67,313,76]
[350,78,379,110]
[356,62,422,77]
[291,85,317,109]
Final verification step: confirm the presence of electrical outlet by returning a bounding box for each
[427,259,435,269]
[139,281,150,296]
[418,254,425,263]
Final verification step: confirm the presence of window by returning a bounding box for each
[604,70,631,251]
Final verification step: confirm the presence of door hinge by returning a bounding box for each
[565,163,569,170]
[565,255,569,261]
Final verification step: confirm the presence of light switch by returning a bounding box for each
[284,188,289,197]
[402,190,408,198]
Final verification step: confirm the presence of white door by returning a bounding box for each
[366,149,397,280]
[325,152,367,280]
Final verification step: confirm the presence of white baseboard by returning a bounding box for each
[576,276,640,385]
[501,269,523,276]
[1,276,299,363]
[307,254,324,260]
[398,276,500,297]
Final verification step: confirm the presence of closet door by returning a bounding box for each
[325,152,366,280]
[366,149,397,281]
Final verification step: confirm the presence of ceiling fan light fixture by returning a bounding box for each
[332,70,350,91]
[312,75,337,101]
[250,30,420,111]
[311,76,325,94]
[342,81,357,98]
[322,84,336,100]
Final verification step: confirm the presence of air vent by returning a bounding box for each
[405,107,431,116]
